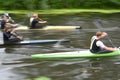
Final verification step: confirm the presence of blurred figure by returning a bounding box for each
[0,15,10,29]
[90,31,118,54]
[30,13,47,29]
[4,13,14,23]
[0,14,18,29]
[3,22,23,44]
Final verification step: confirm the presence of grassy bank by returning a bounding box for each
[0,9,120,15]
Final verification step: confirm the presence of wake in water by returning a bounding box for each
[52,39,84,52]
[52,39,66,48]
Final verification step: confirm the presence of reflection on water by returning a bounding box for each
[0,13,120,80]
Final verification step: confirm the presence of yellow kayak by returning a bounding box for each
[14,25,81,31]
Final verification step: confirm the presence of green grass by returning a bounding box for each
[0,9,120,15]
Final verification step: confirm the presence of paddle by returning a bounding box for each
[93,19,116,48]
[16,13,32,26]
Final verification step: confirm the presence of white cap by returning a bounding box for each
[4,13,9,16]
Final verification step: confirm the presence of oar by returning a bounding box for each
[93,19,116,48]
[16,13,32,26]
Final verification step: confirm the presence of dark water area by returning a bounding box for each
[0,13,120,80]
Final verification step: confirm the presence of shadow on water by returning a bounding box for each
[0,13,120,80]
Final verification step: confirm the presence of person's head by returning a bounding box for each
[96,31,102,37]
[96,31,108,39]
[32,13,39,19]
[1,15,9,20]
[4,13,9,17]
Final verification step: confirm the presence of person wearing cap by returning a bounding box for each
[4,13,14,23]
[90,31,118,53]
[0,14,16,29]
[0,15,10,29]
[3,22,23,43]
[30,13,47,29]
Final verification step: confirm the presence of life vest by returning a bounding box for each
[90,39,101,53]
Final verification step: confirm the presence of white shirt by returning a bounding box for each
[30,17,34,25]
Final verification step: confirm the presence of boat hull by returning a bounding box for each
[14,26,81,31]
[0,39,69,46]
[31,50,120,59]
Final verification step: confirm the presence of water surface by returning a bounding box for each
[0,13,120,80]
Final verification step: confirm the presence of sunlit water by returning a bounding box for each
[0,13,120,80]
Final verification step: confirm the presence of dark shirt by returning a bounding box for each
[3,31,12,41]
[3,31,22,43]
[30,18,46,29]
[1,20,6,29]
[30,18,39,29]
[0,19,14,29]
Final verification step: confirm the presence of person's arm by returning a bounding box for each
[11,29,23,39]
[103,46,118,51]
[10,31,18,37]
[100,32,108,38]
[97,41,118,51]
[38,20,47,23]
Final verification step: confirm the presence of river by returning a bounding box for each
[0,13,120,80]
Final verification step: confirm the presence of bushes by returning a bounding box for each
[48,0,120,9]
[0,0,120,10]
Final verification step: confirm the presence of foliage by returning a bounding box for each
[0,0,120,10]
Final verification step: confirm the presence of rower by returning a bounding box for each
[3,22,23,44]
[4,13,15,23]
[0,13,17,29]
[0,15,10,29]
[30,13,47,29]
[90,31,118,54]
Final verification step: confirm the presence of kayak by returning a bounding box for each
[31,50,120,59]
[0,39,69,46]
[14,25,81,31]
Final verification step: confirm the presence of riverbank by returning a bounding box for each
[0,9,120,15]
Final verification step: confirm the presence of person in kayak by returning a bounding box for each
[0,15,11,29]
[3,22,23,44]
[0,14,17,29]
[30,13,47,29]
[90,31,118,53]
[3,13,15,23]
